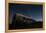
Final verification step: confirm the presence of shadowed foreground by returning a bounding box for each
[9,22,43,30]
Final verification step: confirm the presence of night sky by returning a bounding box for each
[9,3,43,24]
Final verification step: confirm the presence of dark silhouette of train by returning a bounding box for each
[9,13,43,30]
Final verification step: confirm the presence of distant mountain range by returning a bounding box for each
[15,13,42,22]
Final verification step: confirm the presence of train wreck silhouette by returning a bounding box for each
[9,13,43,30]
